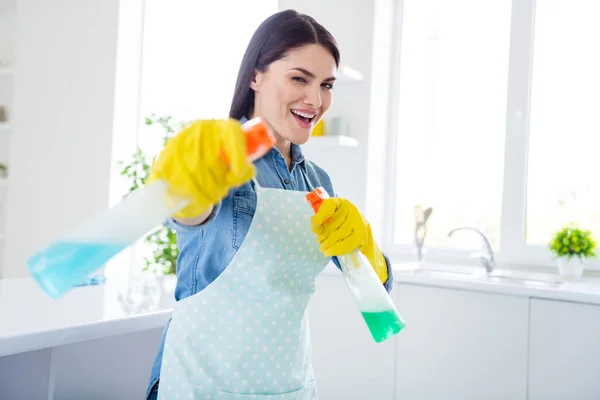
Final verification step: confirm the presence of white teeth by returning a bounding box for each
[291,110,316,119]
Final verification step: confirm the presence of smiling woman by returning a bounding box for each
[144,8,394,400]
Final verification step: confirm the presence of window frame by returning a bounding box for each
[383,0,600,270]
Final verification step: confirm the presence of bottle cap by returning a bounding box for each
[306,187,330,214]
[242,118,275,161]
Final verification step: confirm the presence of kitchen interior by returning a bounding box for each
[0,0,599,399]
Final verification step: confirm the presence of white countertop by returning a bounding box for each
[318,262,600,305]
[389,262,600,305]
[3,261,600,358]
[0,273,176,357]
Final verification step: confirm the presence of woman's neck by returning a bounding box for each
[275,135,292,162]
[275,136,292,170]
[250,113,292,169]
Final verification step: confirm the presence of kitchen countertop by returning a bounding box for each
[0,273,176,357]
[320,261,600,305]
[390,262,600,305]
[3,260,600,358]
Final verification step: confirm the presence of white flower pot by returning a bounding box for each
[556,256,585,280]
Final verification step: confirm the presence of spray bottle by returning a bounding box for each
[306,187,406,342]
[28,118,274,298]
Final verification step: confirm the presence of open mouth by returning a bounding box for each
[291,109,316,128]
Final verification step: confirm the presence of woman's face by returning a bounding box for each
[250,44,337,146]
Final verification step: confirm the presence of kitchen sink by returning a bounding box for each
[487,269,565,285]
[394,262,565,286]
[397,263,483,276]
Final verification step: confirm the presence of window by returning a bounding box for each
[526,0,600,245]
[113,1,277,275]
[387,0,600,267]
[392,0,512,250]
[138,0,278,156]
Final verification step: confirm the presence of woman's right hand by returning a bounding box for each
[147,119,255,220]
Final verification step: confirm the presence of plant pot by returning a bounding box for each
[556,256,585,280]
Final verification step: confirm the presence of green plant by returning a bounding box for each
[548,224,597,261]
[118,114,192,274]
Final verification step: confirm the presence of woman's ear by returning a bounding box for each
[250,69,261,91]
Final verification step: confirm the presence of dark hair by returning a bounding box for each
[229,9,340,120]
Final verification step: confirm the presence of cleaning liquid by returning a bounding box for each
[306,187,406,342]
[28,118,274,298]
[28,242,126,295]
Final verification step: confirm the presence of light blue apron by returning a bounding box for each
[158,182,330,400]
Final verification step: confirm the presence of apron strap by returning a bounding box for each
[251,177,261,190]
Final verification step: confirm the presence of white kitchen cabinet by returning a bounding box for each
[308,272,397,400]
[394,283,529,400]
[529,298,600,400]
[0,327,164,400]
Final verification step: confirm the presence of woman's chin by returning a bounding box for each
[289,132,312,146]
[281,125,312,145]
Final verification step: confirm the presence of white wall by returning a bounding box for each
[2,0,123,278]
[0,1,17,272]
[0,3,16,64]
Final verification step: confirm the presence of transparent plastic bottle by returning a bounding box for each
[306,187,406,342]
[28,118,274,298]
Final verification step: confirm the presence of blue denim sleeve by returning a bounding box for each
[382,253,394,292]
[165,202,222,232]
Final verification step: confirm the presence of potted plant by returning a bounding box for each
[118,114,192,275]
[548,224,597,280]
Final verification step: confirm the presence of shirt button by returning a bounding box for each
[284,179,290,184]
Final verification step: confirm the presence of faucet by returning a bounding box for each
[414,206,433,262]
[447,226,495,273]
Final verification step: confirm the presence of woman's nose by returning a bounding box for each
[303,85,322,109]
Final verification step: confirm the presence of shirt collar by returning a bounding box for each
[267,143,305,168]
[290,143,305,165]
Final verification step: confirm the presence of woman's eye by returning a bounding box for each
[322,83,334,90]
[292,76,307,83]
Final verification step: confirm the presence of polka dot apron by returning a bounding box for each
[158,183,330,400]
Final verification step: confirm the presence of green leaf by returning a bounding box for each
[115,113,187,274]
[549,224,597,259]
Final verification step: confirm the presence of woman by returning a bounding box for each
[146,9,393,400]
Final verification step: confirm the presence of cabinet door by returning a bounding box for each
[394,284,528,400]
[529,298,600,400]
[308,273,396,400]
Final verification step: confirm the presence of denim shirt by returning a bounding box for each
[146,142,394,398]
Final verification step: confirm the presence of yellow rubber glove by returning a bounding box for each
[310,198,388,284]
[147,119,255,219]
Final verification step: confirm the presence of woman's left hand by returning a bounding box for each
[310,197,388,283]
